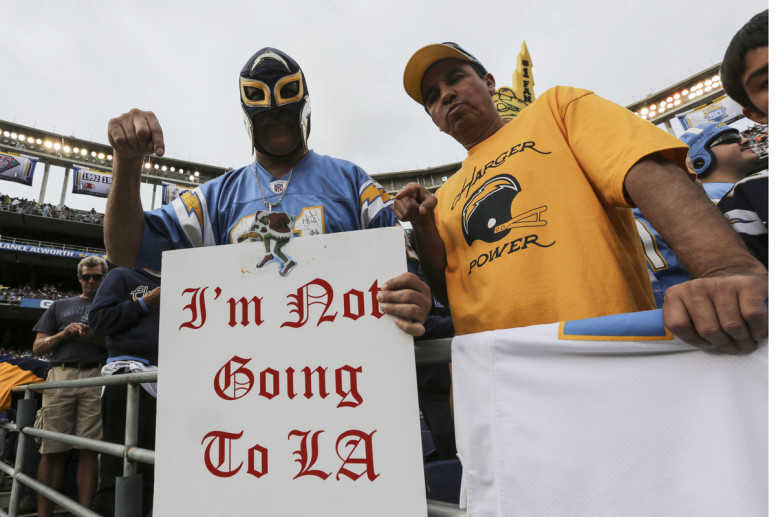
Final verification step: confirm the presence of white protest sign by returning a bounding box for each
[155,227,426,516]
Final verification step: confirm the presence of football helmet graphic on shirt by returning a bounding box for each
[461,174,548,246]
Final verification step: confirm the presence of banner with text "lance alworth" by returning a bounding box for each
[156,227,426,516]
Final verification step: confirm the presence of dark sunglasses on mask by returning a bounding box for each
[79,274,105,282]
[708,133,742,147]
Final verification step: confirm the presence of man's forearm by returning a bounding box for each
[412,219,449,305]
[33,332,62,357]
[104,156,145,267]
[625,158,766,277]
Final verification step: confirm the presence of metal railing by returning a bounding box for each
[1,372,156,517]
[1,341,463,517]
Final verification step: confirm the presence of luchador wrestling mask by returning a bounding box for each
[239,48,311,155]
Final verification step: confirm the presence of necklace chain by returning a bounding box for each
[254,164,294,213]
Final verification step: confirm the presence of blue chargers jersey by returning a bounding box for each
[137,150,396,270]
[633,182,733,307]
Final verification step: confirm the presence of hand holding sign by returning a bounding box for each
[378,272,432,337]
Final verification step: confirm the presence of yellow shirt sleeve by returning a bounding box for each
[551,87,691,207]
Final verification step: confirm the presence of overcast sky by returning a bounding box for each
[0,0,768,211]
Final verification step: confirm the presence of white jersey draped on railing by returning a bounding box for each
[452,309,767,517]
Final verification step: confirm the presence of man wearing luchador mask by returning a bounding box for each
[105,47,431,336]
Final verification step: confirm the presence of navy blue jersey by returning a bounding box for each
[717,172,768,267]
[89,268,161,365]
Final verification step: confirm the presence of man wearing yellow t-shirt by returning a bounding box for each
[394,42,767,354]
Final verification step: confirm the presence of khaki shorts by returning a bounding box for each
[37,365,103,454]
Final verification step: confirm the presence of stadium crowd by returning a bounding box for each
[741,124,769,156]
[0,284,79,305]
[0,195,104,225]
[0,348,36,359]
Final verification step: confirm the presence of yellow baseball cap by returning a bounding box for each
[403,42,487,105]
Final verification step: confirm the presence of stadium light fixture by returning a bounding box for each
[194,171,200,177]
[91,151,97,157]
[73,147,80,153]
[45,141,53,148]
[54,143,61,151]
[630,68,724,122]
[108,155,113,160]
[189,175,195,181]
[145,162,151,169]
[98,153,105,159]
[80,149,87,156]
[17,134,25,140]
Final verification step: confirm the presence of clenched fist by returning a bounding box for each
[107,108,165,159]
